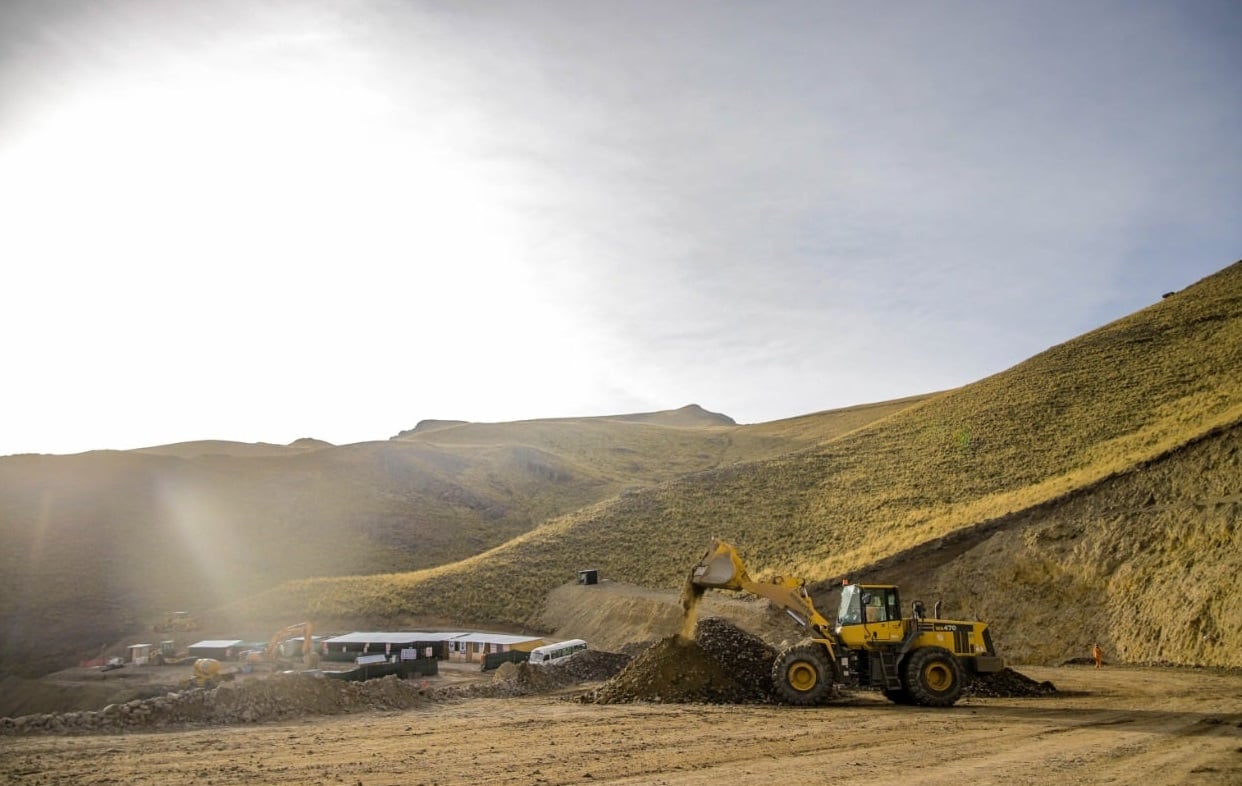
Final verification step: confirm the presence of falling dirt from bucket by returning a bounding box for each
[678,572,706,639]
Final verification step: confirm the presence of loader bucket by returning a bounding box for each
[690,539,748,590]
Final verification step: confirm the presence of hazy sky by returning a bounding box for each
[2,1,1239,455]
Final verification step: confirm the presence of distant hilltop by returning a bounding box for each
[607,404,736,427]
[393,420,470,438]
[391,404,735,439]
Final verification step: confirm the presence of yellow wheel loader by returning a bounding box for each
[688,539,1003,707]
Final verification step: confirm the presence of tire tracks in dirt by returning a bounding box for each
[2,666,1241,785]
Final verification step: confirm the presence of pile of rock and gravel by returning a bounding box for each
[0,672,441,735]
[590,617,780,705]
[965,667,1057,697]
[695,616,778,700]
[489,649,632,695]
[552,648,633,682]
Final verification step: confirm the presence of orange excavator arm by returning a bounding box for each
[266,622,314,660]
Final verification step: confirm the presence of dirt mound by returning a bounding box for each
[492,650,632,695]
[965,667,1057,698]
[551,649,632,683]
[591,618,778,705]
[692,617,777,702]
[492,661,563,694]
[591,636,744,704]
[620,640,657,657]
[0,673,440,735]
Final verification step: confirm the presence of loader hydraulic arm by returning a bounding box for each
[689,539,835,639]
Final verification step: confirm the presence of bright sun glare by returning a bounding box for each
[2,57,513,284]
[0,36,607,452]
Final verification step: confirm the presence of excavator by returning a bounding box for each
[687,539,1003,707]
[188,623,319,685]
[261,622,321,669]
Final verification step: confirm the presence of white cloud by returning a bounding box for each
[0,0,1239,453]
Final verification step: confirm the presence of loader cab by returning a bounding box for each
[836,584,901,626]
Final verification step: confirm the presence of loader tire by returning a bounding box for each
[902,647,963,707]
[771,644,834,705]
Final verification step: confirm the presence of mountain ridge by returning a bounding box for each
[235,260,1242,667]
[2,260,1238,675]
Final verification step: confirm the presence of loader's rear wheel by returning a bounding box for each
[902,647,963,707]
[771,644,834,705]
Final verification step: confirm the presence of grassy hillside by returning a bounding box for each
[246,261,1242,667]
[902,419,1242,667]
[0,399,919,674]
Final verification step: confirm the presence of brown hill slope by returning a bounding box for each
[0,400,920,674]
[249,260,1242,666]
[848,418,1242,666]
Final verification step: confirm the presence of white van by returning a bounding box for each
[528,639,588,665]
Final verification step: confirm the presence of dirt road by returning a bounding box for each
[3,665,1241,785]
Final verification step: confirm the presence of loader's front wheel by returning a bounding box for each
[771,644,834,705]
[902,647,963,707]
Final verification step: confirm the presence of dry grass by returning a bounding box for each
[6,261,1240,673]
[3,399,902,672]
[242,261,1242,667]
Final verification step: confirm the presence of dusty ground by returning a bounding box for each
[2,665,1240,785]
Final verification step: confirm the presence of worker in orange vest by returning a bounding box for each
[1092,643,1103,669]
